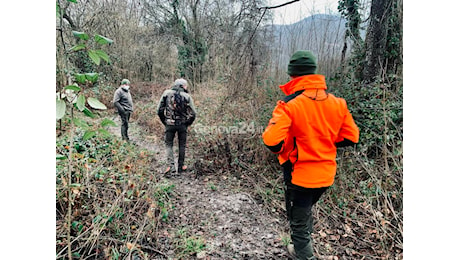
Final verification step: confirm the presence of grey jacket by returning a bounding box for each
[157,86,196,126]
[113,85,133,113]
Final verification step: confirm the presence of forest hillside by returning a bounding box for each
[55,0,402,259]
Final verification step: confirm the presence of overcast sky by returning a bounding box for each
[268,0,340,25]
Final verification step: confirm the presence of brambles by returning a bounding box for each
[56,131,174,259]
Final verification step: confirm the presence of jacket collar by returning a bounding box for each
[279,74,327,95]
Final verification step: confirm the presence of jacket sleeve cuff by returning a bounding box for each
[265,140,284,154]
[335,138,357,147]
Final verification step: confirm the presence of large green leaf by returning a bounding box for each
[87,97,107,110]
[88,50,101,65]
[72,31,89,41]
[76,94,86,111]
[100,118,117,127]
[74,73,87,84]
[83,130,97,140]
[85,73,99,83]
[64,84,81,92]
[82,107,95,118]
[56,98,66,120]
[94,34,113,45]
[70,43,86,52]
[94,50,110,63]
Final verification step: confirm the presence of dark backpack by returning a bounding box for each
[172,89,186,114]
[164,89,187,125]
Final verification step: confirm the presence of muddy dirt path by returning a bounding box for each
[108,118,289,259]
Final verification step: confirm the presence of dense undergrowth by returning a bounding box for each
[56,119,175,259]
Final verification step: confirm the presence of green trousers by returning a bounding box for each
[285,185,327,260]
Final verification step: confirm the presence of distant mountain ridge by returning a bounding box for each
[267,14,348,77]
[272,13,345,28]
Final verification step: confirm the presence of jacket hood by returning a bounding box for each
[279,74,327,95]
[172,85,186,92]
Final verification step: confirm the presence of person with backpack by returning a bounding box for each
[157,78,196,175]
[113,79,133,141]
[262,50,360,260]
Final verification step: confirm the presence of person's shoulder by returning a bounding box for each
[327,93,349,108]
[162,89,173,95]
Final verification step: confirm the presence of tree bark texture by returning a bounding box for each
[362,0,392,82]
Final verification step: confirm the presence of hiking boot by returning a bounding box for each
[287,244,316,260]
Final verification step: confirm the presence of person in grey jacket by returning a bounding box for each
[157,78,196,175]
[113,79,133,141]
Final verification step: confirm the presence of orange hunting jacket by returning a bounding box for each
[262,74,359,188]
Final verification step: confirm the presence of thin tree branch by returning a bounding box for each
[260,0,300,10]
[63,12,78,31]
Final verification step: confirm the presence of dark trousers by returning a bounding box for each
[165,125,187,169]
[120,111,131,140]
[285,185,327,259]
[283,161,328,259]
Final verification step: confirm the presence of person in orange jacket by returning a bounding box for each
[262,50,359,259]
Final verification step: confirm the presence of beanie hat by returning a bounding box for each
[174,78,188,88]
[121,79,130,85]
[287,50,317,76]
